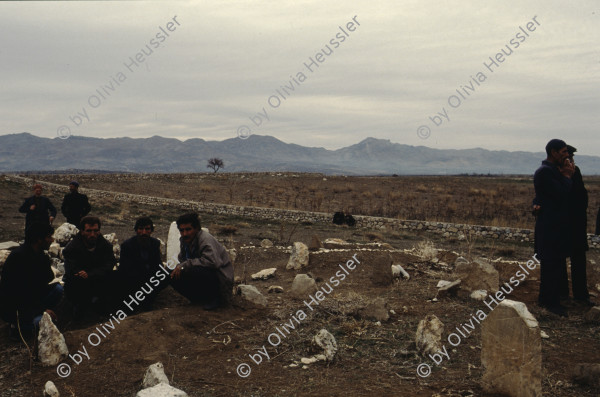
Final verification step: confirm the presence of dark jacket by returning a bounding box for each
[533,160,573,259]
[63,233,116,284]
[0,244,55,322]
[569,166,588,251]
[61,192,91,225]
[19,195,57,228]
[118,236,163,282]
[178,230,234,295]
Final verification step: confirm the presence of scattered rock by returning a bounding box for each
[290,274,317,298]
[136,383,188,397]
[308,235,323,251]
[260,239,274,248]
[415,314,444,357]
[233,276,242,285]
[481,299,541,397]
[436,280,452,288]
[312,329,337,361]
[48,243,62,258]
[436,279,461,298]
[540,330,549,339]
[251,268,277,280]
[584,306,600,322]
[236,285,267,307]
[44,381,59,397]
[0,249,11,266]
[0,241,19,250]
[470,290,488,301]
[286,242,309,270]
[569,363,600,387]
[52,223,78,246]
[103,233,118,245]
[38,312,68,366]
[227,248,236,264]
[267,285,284,294]
[166,222,181,265]
[454,258,499,297]
[358,298,389,322]
[391,264,410,279]
[455,256,469,265]
[323,238,350,248]
[142,362,169,389]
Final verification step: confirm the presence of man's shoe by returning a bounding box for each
[546,304,568,317]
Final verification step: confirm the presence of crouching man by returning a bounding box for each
[170,213,233,310]
[0,222,63,339]
[63,216,117,317]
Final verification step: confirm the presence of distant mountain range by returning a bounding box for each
[1,133,599,175]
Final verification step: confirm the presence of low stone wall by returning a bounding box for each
[5,174,599,249]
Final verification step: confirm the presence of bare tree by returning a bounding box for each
[207,158,224,173]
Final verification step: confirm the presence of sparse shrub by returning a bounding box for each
[414,240,437,261]
[365,232,384,241]
[216,225,238,235]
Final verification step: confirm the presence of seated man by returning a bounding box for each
[63,216,116,316]
[170,213,234,310]
[0,222,63,339]
[117,217,167,309]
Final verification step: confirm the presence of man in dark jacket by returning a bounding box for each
[0,223,63,339]
[533,139,574,317]
[118,217,167,309]
[170,213,234,310]
[18,184,57,230]
[63,216,116,316]
[564,145,592,305]
[61,181,91,227]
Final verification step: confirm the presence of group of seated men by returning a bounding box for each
[0,212,234,339]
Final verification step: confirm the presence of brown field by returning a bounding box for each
[0,174,599,397]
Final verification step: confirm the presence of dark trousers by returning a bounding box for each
[0,283,63,331]
[558,251,590,300]
[539,254,566,307]
[64,273,115,309]
[170,266,220,304]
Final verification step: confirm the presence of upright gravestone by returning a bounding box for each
[481,299,541,397]
[166,221,181,266]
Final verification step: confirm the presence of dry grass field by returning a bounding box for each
[0,174,599,397]
[22,172,600,232]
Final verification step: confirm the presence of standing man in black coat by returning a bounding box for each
[18,184,57,230]
[117,217,167,309]
[533,139,574,317]
[0,222,63,339]
[61,181,91,227]
[564,145,593,305]
[63,216,116,316]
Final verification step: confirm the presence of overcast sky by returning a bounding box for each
[1,1,598,154]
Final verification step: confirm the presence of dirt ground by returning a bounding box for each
[0,175,599,397]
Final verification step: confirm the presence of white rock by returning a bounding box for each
[143,362,170,389]
[323,238,349,245]
[312,329,337,361]
[470,290,488,301]
[44,380,59,397]
[290,274,317,298]
[236,285,267,306]
[48,243,62,258]
[0,241,19,250]
[267,285,284,293]
[251,268,277,280]
[103,233,118,245]
[53,223,78,246]
[300,357,318,365]
[391,264,410,279]
[136,382,188,397]
[415,314,444,357]
[38,312,68,366]
[166,222,181,266]
[157,238,166,256]
[0,249,11,266]
[436,280,452,288]
[286,242,309,270]
[540,330,549,339]
[260,239,274,248]
[227,248,236,264]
